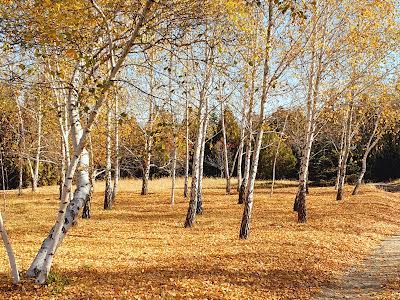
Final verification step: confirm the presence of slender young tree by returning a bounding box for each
[104,98,113,209]
[220,100,231,194]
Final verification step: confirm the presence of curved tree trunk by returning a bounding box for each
[27,0,154,283]
[352,115,381,195]
[27,67,92,282]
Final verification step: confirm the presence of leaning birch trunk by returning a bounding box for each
[104,99,113,209]
[336,103,353,201]
[59,139,66,200]
[0,213,20,284]
[352,148,369,196]
[196,107,209,215]
[352,117,381,195]
[239,0,273,239]
[221,101,231,194]
[32,99,42,192]
[27,1,154,283]
[27,66,91,282]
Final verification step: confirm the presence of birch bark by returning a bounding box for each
[0,213,20,284]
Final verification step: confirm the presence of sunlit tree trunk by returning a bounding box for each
[27,0,154,283]
[17,121,23,196]
[32,99,42,192]
[294,1,321,223]
[111,95,119,203]
[336,102,353,201]
[184,36,212,227]
[239,0,273,239]
[0,213,20,284]
[104,99,113,209]
[82,131,94,219]
[236,94,247,192]
[183,94,189,198]
[170,138,177,205]
[238,58,256,204]
[184,96,206,226]
[196,104,209,215]
[352,114,381,195]
[221,101,231,194]
[335,122,345,190]
[141,69,154,196]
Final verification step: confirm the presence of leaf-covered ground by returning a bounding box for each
[0,178,399,299]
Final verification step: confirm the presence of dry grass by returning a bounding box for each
[0,178,399,299]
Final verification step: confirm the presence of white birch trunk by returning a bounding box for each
[352,114,381,195]
[27,0,154,283]
[196,106,209,215]
[184,97,206,227]
[0,213,20,284]
[112,95,119,202]
[221,101,231,194]
[239,0,273,239]
[183,94,190,198]
[238,66,256,204]
[104,99,113,209]
[236,95,247,192]
[32,99,42,192]
[141,68,154,196]
[335,122,346,190]
[336,103,354,201]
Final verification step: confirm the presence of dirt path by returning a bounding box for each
[375,183,400,193]
[313,235,400,299]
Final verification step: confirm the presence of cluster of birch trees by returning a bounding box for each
[0,0,399,284]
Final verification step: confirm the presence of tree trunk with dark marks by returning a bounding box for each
[239,0,273,240]
[196,107,208,215]
[104,99,113,209]
[336,102,354,201]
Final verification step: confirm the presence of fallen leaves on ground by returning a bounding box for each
[0,178,399,299]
